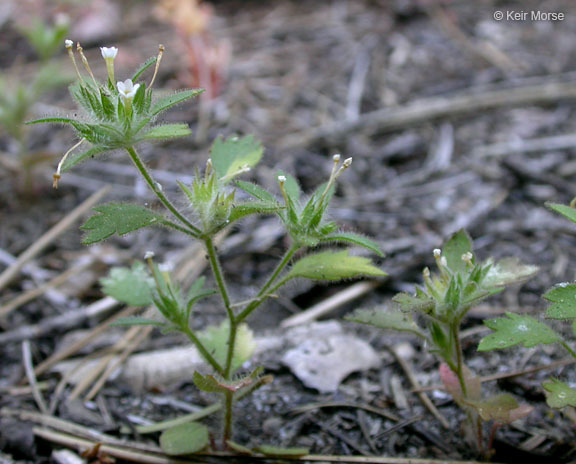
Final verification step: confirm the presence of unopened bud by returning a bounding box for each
[440,257,448,268]
[423,267,431,278]
[343,157,352,167]
[333,154,341,162]
[433,248,442,258]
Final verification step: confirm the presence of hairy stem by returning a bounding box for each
[236,245,298,322]
[126,146,201,236]
[451,322,468,397]
[222,390,234,446]
[204,237,233,320]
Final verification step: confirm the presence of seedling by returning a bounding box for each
[347,230,536,457]
[479,202,576,410]
[33,42,385,455]
[0,16,72,192]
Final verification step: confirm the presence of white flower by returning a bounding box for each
[100,46,118,60]
[278,175,286,183]
[64,39,73,49]
[117,79,140,99]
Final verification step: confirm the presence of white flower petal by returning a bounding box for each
[100,46,118,59]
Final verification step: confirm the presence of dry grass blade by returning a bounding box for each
[0,186,110,296]
[281,281,381,328]
[0,261,93,318]
[388,345,450,430]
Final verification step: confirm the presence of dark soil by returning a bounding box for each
[2,0,576,462]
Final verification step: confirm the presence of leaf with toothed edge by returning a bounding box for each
[81,203,164,244]
[100,261,155,306]
[478,313,561,351]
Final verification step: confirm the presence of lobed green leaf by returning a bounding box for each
[543,283,576,319]
[543,379,576,408]
[100,262,155,306]
[478,313,561,351]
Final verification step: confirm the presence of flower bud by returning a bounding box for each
[100,46,118,59]
[64,39,73,49]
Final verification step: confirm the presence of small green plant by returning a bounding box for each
[346,230,536,458]
[0,16,72,191]
[479,201,576,410]
[32,41,385,455]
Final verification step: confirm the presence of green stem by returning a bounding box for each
[182,327,224,377]
[236,245,298,322]
[160,219,200,238]
[561,340,576,360]
[224,318,237,379]
[126,146,201,236]
[222,390,234,446]
[451,322,468,397]
[204,237,233,320]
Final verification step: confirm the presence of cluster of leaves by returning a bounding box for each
[28,58,202,172]
[479,202,576,409]
[347,230,537,451]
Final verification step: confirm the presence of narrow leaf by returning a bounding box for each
[543,379,576,408]
[345,308,424,338]
[140,123,192,141]
[159,422,209,456]
[547,202,576,225]
[236,180,277,203]
[255,445,309,457]
[228,201,282,223]
[61,145,107,172]
[26,117,77,126]
[131,56,157,81]
[286,250,387,281]
[151,89,204,116]
[211,135,264,181]
[81,203,164,245]
[478,313,561,351]
[110,317,165,327]
[544,283,576,319]
[100,262,155,306]
[321,232,384,257]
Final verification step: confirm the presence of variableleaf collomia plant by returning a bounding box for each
[32,42,386,455]
[479,201,576,410]
[347,230,537,456]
